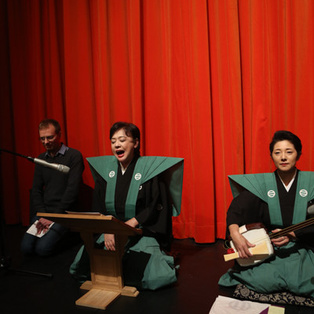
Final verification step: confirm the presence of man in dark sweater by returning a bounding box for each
[21,119,84,256]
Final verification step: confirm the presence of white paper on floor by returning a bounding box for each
[209,295,270,314]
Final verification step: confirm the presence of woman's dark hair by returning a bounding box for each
[110,122,140,156]
[269,130,302,158]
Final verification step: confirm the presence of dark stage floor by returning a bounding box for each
[0,224,313,314]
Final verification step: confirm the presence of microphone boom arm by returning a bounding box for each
[0,148,70,174]
[0,148,34,162]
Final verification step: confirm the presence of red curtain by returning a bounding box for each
[1,0,313,243]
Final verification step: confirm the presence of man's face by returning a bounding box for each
[39,124,61,155]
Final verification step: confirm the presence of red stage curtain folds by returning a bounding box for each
[0,0,313,243]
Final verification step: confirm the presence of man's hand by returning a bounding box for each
[36,218,53,235]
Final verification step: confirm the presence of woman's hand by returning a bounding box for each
[229,224,255,258]
[36,218,53,235]
[125,217,139,228]
[104,217,139,251]
[271,229,296,247]
[104,233,115,251]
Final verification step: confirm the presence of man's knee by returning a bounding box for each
[21,235,36,255]
[34,242,54,256]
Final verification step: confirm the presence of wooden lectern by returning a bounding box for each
[37,212,142,310]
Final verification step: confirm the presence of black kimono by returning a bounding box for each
[70,155,184,290]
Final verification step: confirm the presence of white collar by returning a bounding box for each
[278,171,297,192]
[120,163,127,175]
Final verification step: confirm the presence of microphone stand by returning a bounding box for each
[0,149,53,279]
[0,148,35,163]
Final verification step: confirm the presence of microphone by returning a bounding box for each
[33,158,70,174]
[0,148,70,174]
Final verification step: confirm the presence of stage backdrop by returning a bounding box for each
[0,0,313,243]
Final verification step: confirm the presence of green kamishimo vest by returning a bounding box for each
[228,171,314,225]
[87,156,184,219]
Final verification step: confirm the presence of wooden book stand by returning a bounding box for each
[37,212,142,310]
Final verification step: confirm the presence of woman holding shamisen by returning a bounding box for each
[219,130,314,298]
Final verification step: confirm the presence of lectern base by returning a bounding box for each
[76,288,120,310]
[77,281,139,310]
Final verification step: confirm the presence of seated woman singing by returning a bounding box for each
[219,130,314,298]
[70,122,184,290]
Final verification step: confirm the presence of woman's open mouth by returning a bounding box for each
[116,150,125,157]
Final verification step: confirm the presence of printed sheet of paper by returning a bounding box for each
[26,220,54,238]
[209,295,271,314]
